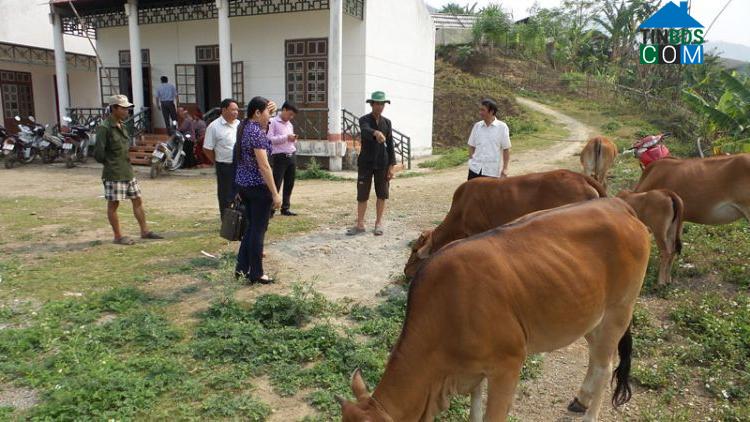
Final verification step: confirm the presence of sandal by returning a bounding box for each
[373,226,384,236]
[141,231,164,240]
[346,226,366,236]
[252,275,275,285]
[113,236,135,245]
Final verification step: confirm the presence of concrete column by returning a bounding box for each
[51,11,70,125]
[327,0,344,171]
[125,0,144,112]
[217,0,233,100]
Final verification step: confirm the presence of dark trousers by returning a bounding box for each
[271,153,296,211]
[235,185,272,280]
[468,169,488,180]
[183,139,197,168]
[215,162,235,220]
[161,101,177,134]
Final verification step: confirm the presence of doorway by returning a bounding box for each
[1,70,34,131]
[197,64,221,113]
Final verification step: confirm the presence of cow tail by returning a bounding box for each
[611,325,633,407]
[583,174,608,198]
[667,190,684,254]
[594,137,602,181]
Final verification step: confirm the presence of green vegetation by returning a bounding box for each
[296,158,345,181]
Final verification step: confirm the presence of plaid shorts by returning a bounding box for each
[103,179,142,201]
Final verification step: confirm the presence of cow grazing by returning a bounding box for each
[341,199,652,422]
[580,136,618,190]
[618,189,684,285]
[404,169,607,278]
[634,154,750,225]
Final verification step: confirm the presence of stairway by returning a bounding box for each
[128,134,169,166]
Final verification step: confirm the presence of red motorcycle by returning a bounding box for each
[628,132,671,169]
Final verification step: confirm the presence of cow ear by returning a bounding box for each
[416,232,433,259]
[351,368,370,401]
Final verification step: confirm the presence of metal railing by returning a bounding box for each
[124,108,151,144]
[67,107,109,126]
[294,108,328,141]
[341,109,411,170]
[392,128,412,170]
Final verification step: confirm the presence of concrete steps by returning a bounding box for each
[129,134,169,166]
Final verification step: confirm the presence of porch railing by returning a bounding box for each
[294,108,328,141]
[393,128,412,170]
[124,108,151,144]
[67,107,109,127]
[341,108,412,169]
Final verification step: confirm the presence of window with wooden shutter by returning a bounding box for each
[284,38,327,107]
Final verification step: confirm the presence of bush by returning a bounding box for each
[297,158,344,181]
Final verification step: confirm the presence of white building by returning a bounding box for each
[0,0,99,131]
[50,0,436,170]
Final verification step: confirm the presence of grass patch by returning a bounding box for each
[297,158,345,181]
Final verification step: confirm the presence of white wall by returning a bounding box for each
[0,62,98,126]
[96,11,366,130]
[364,0,435,157]
[0,0,95,55]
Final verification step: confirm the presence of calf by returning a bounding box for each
[618,189,684,285]
[580,136,618,190]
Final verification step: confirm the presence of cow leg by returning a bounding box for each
[732,203,750,223]
[469,378,486,422]
[483,358,523,422]
[569,334,596,413]
[581,315,632,422]
[658,250,676,285]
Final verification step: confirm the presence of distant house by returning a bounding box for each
[50,0,436,170]
[432,13,479,46]
[0,0,99,131]
[640,1,703,29]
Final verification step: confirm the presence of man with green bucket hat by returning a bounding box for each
[346,91,396,236]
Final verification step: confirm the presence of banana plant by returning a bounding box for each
[682,71,750,154]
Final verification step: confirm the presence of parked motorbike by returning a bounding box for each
[37,120,65,164]
[627,132,671,169]
[3,116,38,169]
[61,116,97,168]
[150,120,188,179]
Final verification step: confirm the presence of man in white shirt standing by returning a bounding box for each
[467,99,511,180]
[203,98,240,220]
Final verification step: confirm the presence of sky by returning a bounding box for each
[426,0,750,46]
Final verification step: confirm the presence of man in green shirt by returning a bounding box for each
[94,95,162,245]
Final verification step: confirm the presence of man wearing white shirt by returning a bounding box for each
[467,99,511,180]
[203,98,240,219]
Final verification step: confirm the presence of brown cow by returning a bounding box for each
[617,189,684,285]
[580,136,618,190]
[404,169,607,278]
[340,199,651,422]
[634,154,750,224]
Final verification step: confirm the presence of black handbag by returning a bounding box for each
[220,196,247,241]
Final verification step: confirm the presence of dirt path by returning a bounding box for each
[262,97,591,306]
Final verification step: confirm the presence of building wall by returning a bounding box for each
[436,28,474,46]
[364,0,435,157]
[96,11,367,131]
[0,0,95,55]
[0,62,99,126]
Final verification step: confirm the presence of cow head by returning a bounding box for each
[339,369,391,422]
[403,230,434,278]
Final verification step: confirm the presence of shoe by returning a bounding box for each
[346,226,366,236]
[252,275,275,284]
[281,210,297,216]
[373,225,384,236]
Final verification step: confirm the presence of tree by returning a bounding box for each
[439,2,479,15]
[472,4,513,49]
[592,0,659,66]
